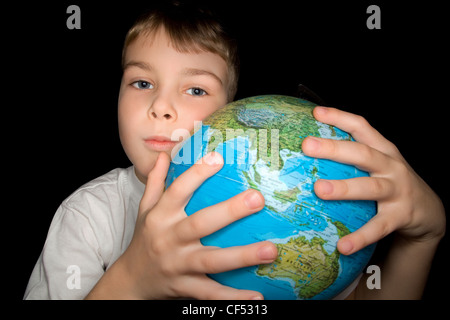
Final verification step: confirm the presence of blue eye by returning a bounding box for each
[132,80,154,90]
[186,87,207,96]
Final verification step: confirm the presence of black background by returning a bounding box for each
[7,0,448,304]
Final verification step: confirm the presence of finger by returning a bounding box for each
[337,213,398,255]
[163,152,224,210]
[175,189,265,242]
[177,275,264,300]
[302,136,394,174]
[187,241,278,274]
[314,177,394,201]
[312,106,402,160]
[139,152,171,212]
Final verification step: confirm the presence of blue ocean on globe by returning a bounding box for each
[166,95,376,299]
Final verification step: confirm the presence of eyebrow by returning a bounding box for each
[123,60,152,72]
[181,68,223,86]
[123,60,223,86]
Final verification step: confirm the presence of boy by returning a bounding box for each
[24,2,445,299]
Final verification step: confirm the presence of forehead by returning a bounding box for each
[124,29,228,82]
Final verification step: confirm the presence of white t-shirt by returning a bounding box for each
[24,166,359,300]
[24,166,145,299]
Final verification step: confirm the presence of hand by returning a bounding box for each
[120,151,277,299]
[302,106,445,255]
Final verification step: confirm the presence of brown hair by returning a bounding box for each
[122,1,239,101]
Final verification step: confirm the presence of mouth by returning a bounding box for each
[143,135,180,152]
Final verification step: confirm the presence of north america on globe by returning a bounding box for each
[166,95,377,299]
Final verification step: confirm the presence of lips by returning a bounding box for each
[143,135,180,152]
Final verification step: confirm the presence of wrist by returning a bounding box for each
[85,250,144,300]
[400,195,446,247]
[394,232,443,252]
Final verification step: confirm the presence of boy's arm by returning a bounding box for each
[354,234,442,299]
[302,106,446,300]
[86,152,277,300]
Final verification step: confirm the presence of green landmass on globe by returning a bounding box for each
[256,219,350,299]
[167,95,377,299]
[203,95,349,171]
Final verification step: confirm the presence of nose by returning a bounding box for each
[148,93,177,121]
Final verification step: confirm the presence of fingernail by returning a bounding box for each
[258,245,277,262]
[339,239,354,255]
[244,191,263,209]
[203,152,223,166]
[315,106,328,116]
[251,295,263,300]
[318,180,333,195]
[305,136,321,151]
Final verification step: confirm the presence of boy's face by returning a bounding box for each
[118,29,229,184]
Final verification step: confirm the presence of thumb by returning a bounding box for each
[138,152,171,214]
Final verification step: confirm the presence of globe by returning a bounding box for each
[166,95,376,299]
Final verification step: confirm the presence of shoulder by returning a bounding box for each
[55,166,142,245]
[62,167,132,213]
[24,167,140,299]
[45,166,138,263]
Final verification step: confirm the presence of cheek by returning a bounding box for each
[118,88,144,134]
[176,108,213,133]
[118,96,140,156]
[118,101,131,143]
[183,97,227,125]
